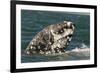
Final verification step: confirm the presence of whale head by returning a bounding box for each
[25,21,75,55]
[50,21,75,43]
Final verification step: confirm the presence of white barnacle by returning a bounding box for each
[32,51,36,54]
[67,22,72,27]
[68,38,72,42]
[57,49,60,52]
[48,51,51,54]
[64,21,67,23]
[26,51,30,55]
[70,31,73,34]
[58,50,62,54]
[56,47,59,50]
[33,46,36,49]
[64,29,71,36]
[60,30,63,33]
[30,46,33,49]
[45,52,49,55]
[31,42,34,45]
[56,48,61,53]
[72,25,75,30]
[44,48,48,50]
[64,28,67,31]
[40,50,44,54]
[38,46,40,49]
[67,36,70,39]
[58,44,61,48]
[51,47,55,53]
[49,42,52,45]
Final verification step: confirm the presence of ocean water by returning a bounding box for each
[21,10,90,63]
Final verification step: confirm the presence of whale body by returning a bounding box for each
[25,21,75,55]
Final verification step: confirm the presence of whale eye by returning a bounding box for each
[68,34,73,37]
[58,29,64,34]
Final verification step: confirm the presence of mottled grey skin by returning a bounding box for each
[25,21,75,55]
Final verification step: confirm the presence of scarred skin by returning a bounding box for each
[25,21,75,55]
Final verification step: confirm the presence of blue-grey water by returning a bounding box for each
[21,10,90,63]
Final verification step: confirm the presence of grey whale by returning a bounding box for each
[25,21,75,55]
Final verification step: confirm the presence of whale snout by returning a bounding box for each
[64,21,75,30]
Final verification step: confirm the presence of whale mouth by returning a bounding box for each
[56,34,73,42]
[50,34,73,54]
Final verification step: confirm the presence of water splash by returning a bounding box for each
[65,43,90,57]
[22,43,90,63]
